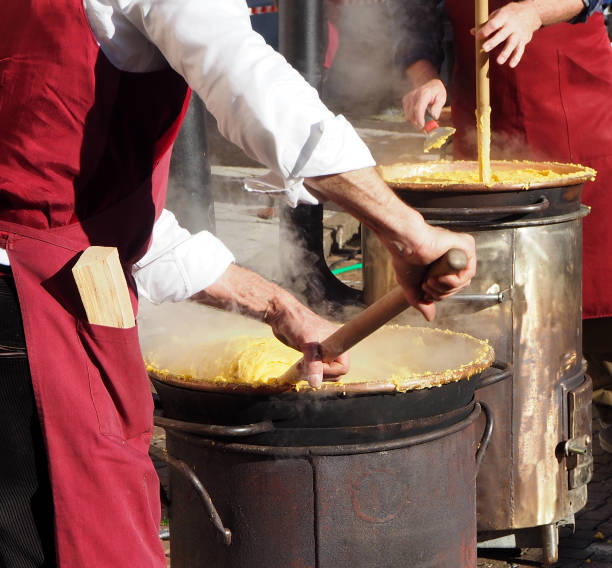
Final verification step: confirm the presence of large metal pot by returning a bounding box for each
[146,323,505,445]
[150,360,508,446]
[145,302,509,567]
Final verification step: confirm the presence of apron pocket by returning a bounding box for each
[77,321,153,441]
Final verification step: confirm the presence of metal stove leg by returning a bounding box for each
[540,524,559,566]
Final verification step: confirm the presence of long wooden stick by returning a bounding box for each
[278,249,468,385]
[476,0,491,183]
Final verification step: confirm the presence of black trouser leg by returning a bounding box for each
[0,275,56,568]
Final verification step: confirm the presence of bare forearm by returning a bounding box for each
[306,167,428,257]
[306,166,477,322]
[191,263,349,387]
[191,263,297,323]
[404,59,441,89]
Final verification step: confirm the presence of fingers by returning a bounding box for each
[402,93,429,130]
[476,7,510,44]
[301,343,350,388]
[507,43,525,68]
[417,233,476,304]
[422,277,471,303]
[415,98,431,130]
[470,3,538,68]
[424,253,476,295]
[423,273,469,295]
[322,357,349,379]
[401,80,447,131]
[301,342,323,388]
[482,26,512,54]
[429,94,445,123]
[413,301,436,323]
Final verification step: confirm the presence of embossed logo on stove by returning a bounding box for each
[351,469,408,523]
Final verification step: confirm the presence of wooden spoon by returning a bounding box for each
[278,248,468,385]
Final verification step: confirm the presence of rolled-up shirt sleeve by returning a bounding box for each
[133,209,235,304]
[573,0,609,22]
[104,0,374,205]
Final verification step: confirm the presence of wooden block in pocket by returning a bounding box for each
[72,246,135,328]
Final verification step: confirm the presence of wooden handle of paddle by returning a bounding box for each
[475,0,489,114]
[475,0,491,183]
[278,248,468,385]
[72,246,135,328]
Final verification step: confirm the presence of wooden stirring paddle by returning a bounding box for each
[278,248,468,385]
[475,0,491,183]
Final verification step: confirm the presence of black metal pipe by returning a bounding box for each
[154,415,274,437]
[278,0,327,90]
[475,401,493,473]
[149,444,232,546]
[167,92,215,233]
[277,0,360,309]
[415,196,550,219]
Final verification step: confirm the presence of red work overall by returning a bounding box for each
[0,1,189,565]
[445,2,612,319]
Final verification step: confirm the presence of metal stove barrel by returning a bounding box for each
[155,400,491,568]
[361,177,593,564]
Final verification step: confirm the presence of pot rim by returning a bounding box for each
[147,340,495,396]
[378,159,596,191]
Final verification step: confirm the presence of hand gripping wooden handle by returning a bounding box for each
[278,248,468,385]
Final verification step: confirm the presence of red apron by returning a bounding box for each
[444,2,612,319]
[0,1,189,565]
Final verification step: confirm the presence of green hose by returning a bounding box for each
[331,262,362,275]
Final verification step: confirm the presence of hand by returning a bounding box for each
[401,79,447,131]
[387,225,476,322]
[264,298,349,388]
[190,263,349,388]
[472,2,542,68]
[305,168,477,323]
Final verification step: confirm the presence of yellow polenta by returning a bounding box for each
[147,336,301,386]
[379,160,596,189]
[145,325,494,392]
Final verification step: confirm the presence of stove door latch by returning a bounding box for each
[565,377,593,490]
[563,435,590,457]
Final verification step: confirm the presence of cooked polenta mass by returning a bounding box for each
[379,160,596,189]
[145,325,494,392]
[148,336,301,386]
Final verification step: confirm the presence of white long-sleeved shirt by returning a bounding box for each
[0,0,376,303]
[132,209,235,303]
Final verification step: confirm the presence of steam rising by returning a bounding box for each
[139,300,492,388]
[323,3,399,116]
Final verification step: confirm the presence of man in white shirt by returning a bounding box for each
[0,1,476,566]
[81,0,475,311]
[90,0,477,378]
